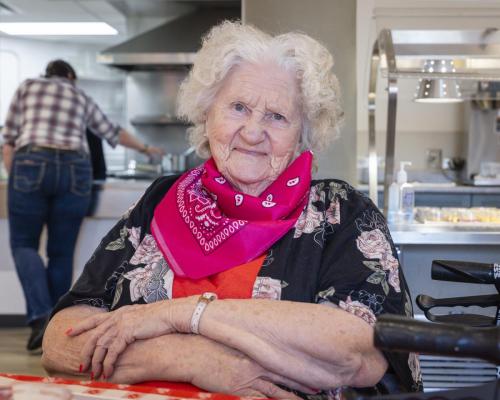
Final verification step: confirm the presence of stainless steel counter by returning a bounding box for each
[390,223,500,245]
[94,178,153,191]
[0,179,153,219]
[357,183,500,194]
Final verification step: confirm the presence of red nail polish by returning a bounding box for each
[90,372,94,380]
[78,364,82,373]
[65,327,72,335]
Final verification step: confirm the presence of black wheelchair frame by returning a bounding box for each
[346,259,500,400]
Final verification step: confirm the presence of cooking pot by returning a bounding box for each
[162,153,185,173]
[162,146,195,173]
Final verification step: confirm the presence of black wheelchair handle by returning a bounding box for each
[431,260,500,287]
[374,314,500,365]
[416,293,500,311]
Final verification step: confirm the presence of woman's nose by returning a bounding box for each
[240,114,266,143]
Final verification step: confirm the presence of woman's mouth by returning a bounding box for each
[234,148,266,156]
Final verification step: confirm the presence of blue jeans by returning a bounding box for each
[8,146,92,323]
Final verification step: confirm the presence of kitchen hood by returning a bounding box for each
[97,7,240,70]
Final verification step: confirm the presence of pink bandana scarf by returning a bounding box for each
[151,151,312,279]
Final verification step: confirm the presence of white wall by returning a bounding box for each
[243,0,357,183]
[356,0,500,173]
[0,35,120,123]
[0,35,127,170]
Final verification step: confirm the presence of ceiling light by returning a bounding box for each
[0,22,117,36]
[415,79,463,103]
[414,60,463,103]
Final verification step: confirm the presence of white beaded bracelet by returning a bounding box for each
[190,292,217,334]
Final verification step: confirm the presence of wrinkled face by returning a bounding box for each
[205,62,302,196]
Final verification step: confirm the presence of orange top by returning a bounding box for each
[172,254,266,299]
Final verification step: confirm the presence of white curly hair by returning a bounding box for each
[177,20,343,158]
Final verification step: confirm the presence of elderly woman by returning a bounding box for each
[42,21,422,398]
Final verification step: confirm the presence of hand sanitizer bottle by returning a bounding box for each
[397,162,415,224]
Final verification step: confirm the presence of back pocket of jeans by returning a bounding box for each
[13,159,46,193]
[70,163,92,196]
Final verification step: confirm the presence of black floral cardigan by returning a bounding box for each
[53,176,423,398]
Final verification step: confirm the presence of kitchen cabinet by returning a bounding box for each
[471,194,500,207]
[0,217,117,318]
[415,193,471,208]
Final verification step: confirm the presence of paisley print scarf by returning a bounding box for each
[151,151,312,279]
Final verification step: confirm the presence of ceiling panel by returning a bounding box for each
[0,0,238,44]
[0,0,126,43]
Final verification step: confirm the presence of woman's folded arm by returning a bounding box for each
[172,297,388,390]
[62,297,387,391]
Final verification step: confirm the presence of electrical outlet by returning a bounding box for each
[442,158,452,170]
[426,148,442,170]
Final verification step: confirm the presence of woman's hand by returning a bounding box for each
[66,300,189,378]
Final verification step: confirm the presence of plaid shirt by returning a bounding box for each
[2,77,120,152]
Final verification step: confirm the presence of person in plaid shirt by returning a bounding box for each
[1,60,164,353]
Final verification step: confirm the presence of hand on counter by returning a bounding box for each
[118,129,166,162]
[141,144,165,164]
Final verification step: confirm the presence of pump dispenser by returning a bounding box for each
[397,162,411,185]
[397,162,415,223]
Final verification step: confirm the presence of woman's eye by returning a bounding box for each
[272,113,285,121]
[233,103,245,112]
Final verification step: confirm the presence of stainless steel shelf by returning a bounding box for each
[382,69,500,82]
[130,115,191,126]
[368,28,500,213]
